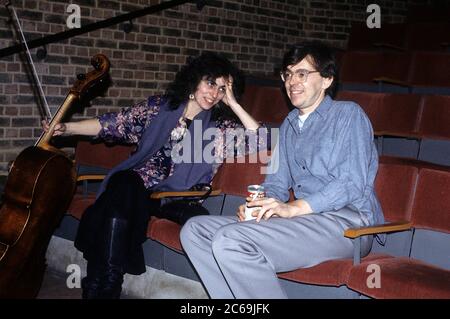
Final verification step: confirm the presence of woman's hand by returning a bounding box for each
[220,76,260,130]
[41,118,101,137]
[41,120,68,136]
[221,76,239,109]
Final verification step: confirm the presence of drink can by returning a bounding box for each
[244,185,265,221]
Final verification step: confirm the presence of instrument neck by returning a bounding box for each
[36,93,77,149]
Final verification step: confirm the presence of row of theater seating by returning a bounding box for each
[240,82,450,166]
[56,80,450,298]
[338,51,450,94]
[336,92,450,140]
[336,91,450,165]
[347,22,450,52]
[61,146,450,298]
[243,87,450,142]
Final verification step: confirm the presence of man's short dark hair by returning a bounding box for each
[282,41,338,97]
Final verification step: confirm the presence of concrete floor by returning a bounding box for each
[36,265,208,299]
[36,268,137,299]
[0,176,207,300]
[37,268,83,299]
[36,236,208,299]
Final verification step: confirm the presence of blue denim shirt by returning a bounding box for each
[263,95,384,226]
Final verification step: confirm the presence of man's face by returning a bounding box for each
[283,56,332,114]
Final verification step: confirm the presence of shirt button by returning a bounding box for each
[302,166,306,170]
[298,184,302,188]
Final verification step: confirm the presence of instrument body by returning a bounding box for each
[0,54,110,298]
[0,147,76,298]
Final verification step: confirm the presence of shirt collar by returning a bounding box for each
[286,95,333,126]
[314,95,333,119]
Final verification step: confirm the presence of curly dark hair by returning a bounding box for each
[165,52,245,120]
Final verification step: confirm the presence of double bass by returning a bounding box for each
[0,54,110,298]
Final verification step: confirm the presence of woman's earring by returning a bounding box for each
[189,94,194,100]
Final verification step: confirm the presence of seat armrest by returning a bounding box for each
[150,189,222,199]
[373,76,410,87]
[344,221,411,239]
[372,42,406,51]
[375,131,422,139]
[74,175,222,199]
[76,174,106,182]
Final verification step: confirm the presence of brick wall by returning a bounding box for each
[0,0,429,173]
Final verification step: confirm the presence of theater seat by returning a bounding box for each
[347,167,450,298]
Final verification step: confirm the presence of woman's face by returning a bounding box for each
[192,76,227,111]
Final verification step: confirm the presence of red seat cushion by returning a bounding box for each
[67,193,96,220]
[277,253,393,286]
[68,198,184,253]
[347,257,450,298]
[147,217,182,252]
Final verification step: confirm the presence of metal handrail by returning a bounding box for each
[0,0,205,58]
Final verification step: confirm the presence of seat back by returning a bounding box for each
[240,84,260,115]
[336,91,423,158]
[339,51,412,90]
[409,168,450,269]
[67,141,135,219]
[418,95,450,140]
[213,152,270,196]
[241,85,290,126]
[409,52,450,94]
[405,23,450,51]
[375,160,419,222]
[336,91,422,137]
[416,95,450,166]
[347,22,407,51]
[74,140,135,173]
[371,160,419,256]
[212,151,272,215]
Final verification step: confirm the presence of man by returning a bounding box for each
[180,41,384,299]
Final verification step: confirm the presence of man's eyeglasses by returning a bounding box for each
[280,69,320,83]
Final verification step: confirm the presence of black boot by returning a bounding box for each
[81,260,104,299]
[97,218,130,299]
[100,264,125,299]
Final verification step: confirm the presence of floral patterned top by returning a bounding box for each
[97,95,267,189]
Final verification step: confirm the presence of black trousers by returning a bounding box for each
[74,170,158,275]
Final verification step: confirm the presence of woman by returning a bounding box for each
[45,52,267,299]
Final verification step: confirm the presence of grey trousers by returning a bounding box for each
[180,207,373,299]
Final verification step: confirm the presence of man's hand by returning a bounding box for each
[236,204,246,222]
[242,197,313,222]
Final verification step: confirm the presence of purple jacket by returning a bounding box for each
[97,97,216,196]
